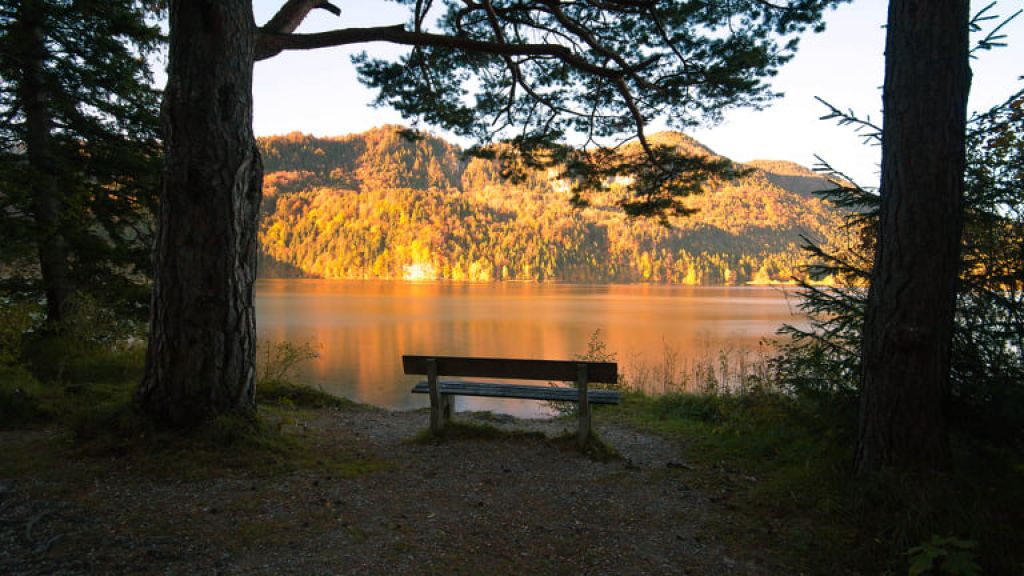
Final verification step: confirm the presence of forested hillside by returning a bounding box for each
[257,126,843,284]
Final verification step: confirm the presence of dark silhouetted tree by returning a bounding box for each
[855,0,972,473]
[777,4,1022,473]
[0,0,163,327]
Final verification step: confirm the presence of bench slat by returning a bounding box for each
[411,380,620,405]
[402,355,617,384]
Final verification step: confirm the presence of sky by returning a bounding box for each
[249,0,1024,188]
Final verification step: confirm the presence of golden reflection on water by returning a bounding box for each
[255,279,805,417]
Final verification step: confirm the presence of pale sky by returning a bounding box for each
[250,0,1024,188]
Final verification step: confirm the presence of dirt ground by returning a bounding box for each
[1,406,797,575]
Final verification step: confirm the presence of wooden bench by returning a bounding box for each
[403,355,619,446]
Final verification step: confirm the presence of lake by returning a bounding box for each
[255,280,807,416]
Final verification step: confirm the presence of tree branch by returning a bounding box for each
[257,24,626,83]
[413,0,434,34]
[258,0,342,59]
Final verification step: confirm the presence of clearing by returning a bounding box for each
[1,405,803,575]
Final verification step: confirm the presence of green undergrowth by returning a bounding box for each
[3,392,382,482]
[0,365,50,427]
[601,390,1024,574]
[257,378,359,410]
[0,342,145,429]
[1,334,348,429]
[415,418,619,462]
[413,419,548,444]
[2,408,385,481]
[553,429,620,462]
[77,409,384,480]
[1,340,381,481]
[1,363,357,430]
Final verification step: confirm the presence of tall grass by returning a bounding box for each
[547,330,779,417]
[621,339,776,396]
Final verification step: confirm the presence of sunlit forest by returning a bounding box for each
[258,127,845,284]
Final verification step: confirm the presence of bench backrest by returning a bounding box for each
[402,355,617,384]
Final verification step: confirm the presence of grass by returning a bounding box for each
[257,378,359,410]
[600,390,1024,575]
[414,417,620,462]
[602,391,862,569]
[412,419,548,444]
[0,339,383,481]
[2,400,386,482]
[0,335,146,431]
[552,429,620,462]
[0,365,50,427]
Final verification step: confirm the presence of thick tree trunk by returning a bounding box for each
[19,0,71,327]
[855,0,971,473]
[136,0,263,427]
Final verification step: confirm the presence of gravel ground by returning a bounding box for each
[1,407,794,575]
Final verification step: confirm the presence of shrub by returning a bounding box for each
[777,89,1024,450]
[256,339,321,383]
[0,301,38,366]
[0,366,46,428]
[546,329,625,416]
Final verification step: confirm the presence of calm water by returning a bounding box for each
[255,280,806,416]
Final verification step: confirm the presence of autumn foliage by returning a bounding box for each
[258,126,844,285]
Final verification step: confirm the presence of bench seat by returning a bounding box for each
[411,380,620,404]
[403,354,619,445]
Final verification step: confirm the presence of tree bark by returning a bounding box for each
[19,0,71,327]
[136,0,263,427]
[856,0,971,473]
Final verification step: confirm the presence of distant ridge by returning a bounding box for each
[746,159,819,176]
[644,131,721,158]
[744,160,835,198]
[256,126,844,285]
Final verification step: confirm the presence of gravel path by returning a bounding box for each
[1,407,791,575]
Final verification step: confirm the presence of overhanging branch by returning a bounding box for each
[256,21,658,164]
[258,0,342,60]
[256,25,625,82]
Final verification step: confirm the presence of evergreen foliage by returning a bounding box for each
[0,0,163,320]
[777,87,1024,447]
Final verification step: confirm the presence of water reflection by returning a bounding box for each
[255,280,806,417]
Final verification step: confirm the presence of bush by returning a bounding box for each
[256,338,321,383]
[21,295,146,383]
[546,329,625,416]
[71,394,144,441]
[0,366,47,428]
[0,301,39,366]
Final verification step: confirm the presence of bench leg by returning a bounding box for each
[577,364,591,447]
[441,394,453,424]
[427,359,445,434]
[430,397,443,434]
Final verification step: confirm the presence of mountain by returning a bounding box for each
[256,126,844,285]
[743,160,835,197]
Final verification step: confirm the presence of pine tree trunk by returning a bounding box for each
[855,0,971,473]
[19,0,71,327]
[136,0,263,427]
